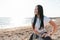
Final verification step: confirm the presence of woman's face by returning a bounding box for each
[34,6,38,15]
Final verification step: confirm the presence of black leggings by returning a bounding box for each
[43,36,52,40]
[29,33,39,40]
[29,33,52,40]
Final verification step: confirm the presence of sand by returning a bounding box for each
[0,18,60,40]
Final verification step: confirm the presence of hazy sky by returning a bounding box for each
[0,0,60,17]
[0,0,60,27]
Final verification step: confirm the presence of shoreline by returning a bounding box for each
[0,18,60,40]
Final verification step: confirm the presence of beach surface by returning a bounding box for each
[0,18,60,40]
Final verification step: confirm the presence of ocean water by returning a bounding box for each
[0,17,32,29]
[0,17,56,29]
[0,17,11,29]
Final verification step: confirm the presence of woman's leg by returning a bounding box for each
[29,33,34,40]
[29,33,39,40]
[43,36,52,40]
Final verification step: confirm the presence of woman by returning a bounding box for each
[29,5,57,40]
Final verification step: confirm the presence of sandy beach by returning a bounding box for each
[0,18,60,40]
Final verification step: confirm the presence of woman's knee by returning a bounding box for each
[44,36,52,40]
[29,33,34,40]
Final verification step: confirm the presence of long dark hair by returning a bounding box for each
[32,5,44,30]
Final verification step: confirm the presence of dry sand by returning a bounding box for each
[0,18,60,40]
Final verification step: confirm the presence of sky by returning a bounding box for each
[0,0,60,27]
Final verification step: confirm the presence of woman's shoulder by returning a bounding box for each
[44,16,50,20]
[44,16,51,22]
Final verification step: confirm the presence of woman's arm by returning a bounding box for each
[32,24,40,35]
[49,20,57,35]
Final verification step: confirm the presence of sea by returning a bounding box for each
[0,17,56,29]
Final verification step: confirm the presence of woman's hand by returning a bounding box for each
[41,33,47,37]
[33,28,40,35]
[47,31,53,36]
[41,33,51,37]
[49,20,57,35]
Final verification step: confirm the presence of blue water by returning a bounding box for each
[0,17,56,29]
[0,17,11,25]
[0,17,32,29]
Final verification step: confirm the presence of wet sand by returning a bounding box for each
[0,18,60,40]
